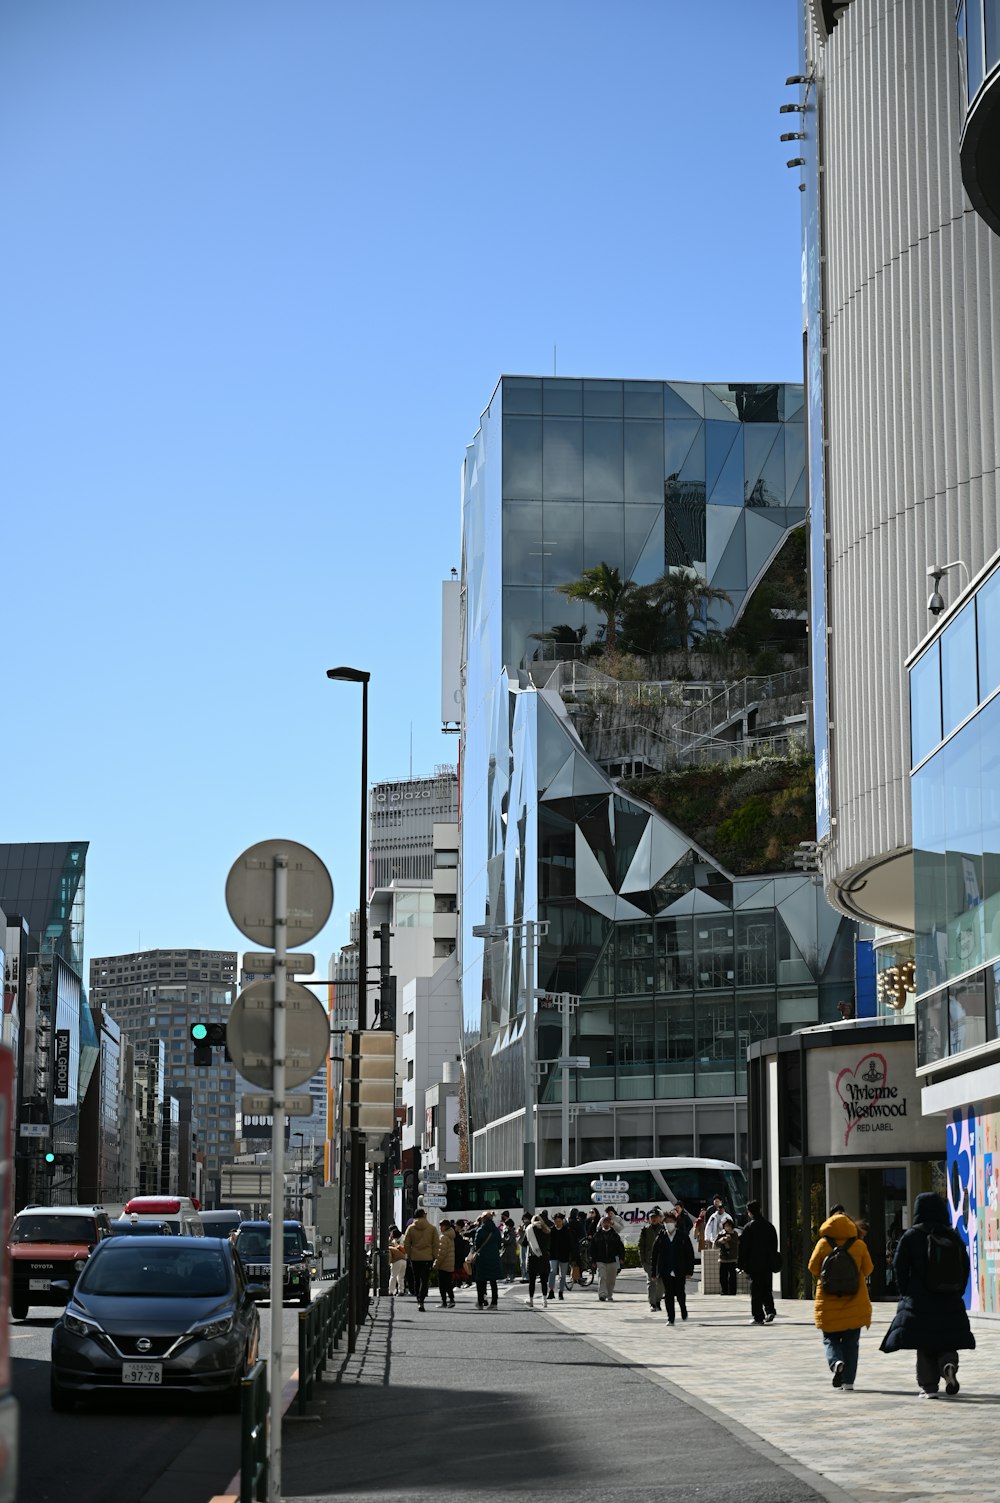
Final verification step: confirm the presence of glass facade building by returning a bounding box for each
[956,0,1000,234]
[460,376,853,1170]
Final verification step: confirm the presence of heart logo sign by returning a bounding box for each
[835,1052,906,1146]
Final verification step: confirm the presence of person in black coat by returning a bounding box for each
[736,1199,778,1325]
[879,1191,975,1396]
[655,1209,695,1323]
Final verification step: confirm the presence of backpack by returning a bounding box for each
[924,1227,968,1294]
[819,1236,860,1296]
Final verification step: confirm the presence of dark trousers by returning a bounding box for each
[663,1275,687,1323]
[749,1273,775,1322]
[916,1348,959,1393]
[412,1261,432,1306]
[438,1270,455,1305]
[475,1277,498,1307]
[720,1261,738,1295]
[527,1253,550,1299]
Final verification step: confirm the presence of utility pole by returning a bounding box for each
[377,920,394,1296]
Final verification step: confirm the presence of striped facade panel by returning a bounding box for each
[818,0,1000,925]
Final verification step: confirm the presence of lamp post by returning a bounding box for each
[471,919,548,1216]
[326,665,370,1354]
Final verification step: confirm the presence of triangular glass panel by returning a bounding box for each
[536,699,578,788]
[626,505,665,584]
[743,423,782,495]
[542,751,579,803]
[610,798,650,890]
[745,511,787,588]
[575,817,615,894]
[570,753,613,799]
[665,382,705,418]
[754,430,787,507]
[704,384,740,420]
[709,426,745,506]
[712,512,747,589]
[620,819,654,894]
[789,464,807,509]
[785,422,805,497]
[706,421,740,495]
[664,418,703,478]
[707,504,744,576]
[578,891,624,921]
[735,879,776,909]
[784,387,805,422]
[649,820,693,883]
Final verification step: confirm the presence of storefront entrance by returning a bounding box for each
[827,1164,907,1299]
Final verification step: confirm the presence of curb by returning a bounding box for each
[209,1365,300,1503]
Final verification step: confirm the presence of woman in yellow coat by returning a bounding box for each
[807,1209,874,1392]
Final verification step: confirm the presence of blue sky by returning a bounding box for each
[2,1,804,971]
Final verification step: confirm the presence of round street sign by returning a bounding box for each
[226,840,333,950]
[227,979,330,1088]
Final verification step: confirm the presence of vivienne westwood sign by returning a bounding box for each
[806,1041,942,1157]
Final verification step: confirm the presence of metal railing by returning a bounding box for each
[240,1360,268,1503]
[296,1273,350,1416]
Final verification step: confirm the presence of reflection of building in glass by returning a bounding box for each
[795,1,1000,1307]
[459,376,853,1170]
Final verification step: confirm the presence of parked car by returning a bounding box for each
[49,1235,262,1412]
[107,1220,173,1237]
[233,1220,312,1307]
[198,1210,244,1238]
[8,1205,113,1319]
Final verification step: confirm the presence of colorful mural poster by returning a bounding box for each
[947,1106,1000,1313]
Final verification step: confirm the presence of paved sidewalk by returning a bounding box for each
[541,1270,1000,1503]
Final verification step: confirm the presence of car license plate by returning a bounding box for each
[29,1279,51,1291]
[122,1362,163,1386]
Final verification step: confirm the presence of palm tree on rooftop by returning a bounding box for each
[556,563,636,653]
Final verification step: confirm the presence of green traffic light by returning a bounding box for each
[191,1023,209,1041]
[44,1151,56,1163]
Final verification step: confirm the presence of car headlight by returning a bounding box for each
[73,1259,87,1273]
[188,1314,235,1341]
[64,1310,103,1339]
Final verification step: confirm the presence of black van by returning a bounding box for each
[233,1219,311,1307]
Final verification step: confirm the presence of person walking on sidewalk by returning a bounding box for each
[879,1191,975,1398]
[590,1211,626,1302]
[403,1209,440,1312]
[716,1216,740,1295]
[472,1211,503,1310]
[517,1213,532,1281]
[638,1208,665,1310]
[737,1199,779,1325]
[435,1219,457,1308]
[388,1226,407,1297]
[525,1213,551,1306]
[808,1208,874,1391]
[500,1212,520,1283]
[547,1211,577,1300]
[655,1208,694,1323]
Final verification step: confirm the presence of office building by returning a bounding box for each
[89,948,238,1201]
[458,375,856,1170]
[796,0,1000,1310]
[369,769,458,891]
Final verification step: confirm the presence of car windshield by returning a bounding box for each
[108,1222,171,1236]
[235,1227,306,1259]
[79,1246,230,1298]
[11,1215,96,1244]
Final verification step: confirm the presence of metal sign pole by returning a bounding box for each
[269,853,288,1503]
[523,920,536,1218]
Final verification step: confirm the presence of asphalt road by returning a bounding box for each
[282,1283,830,1503]
[12,1296,301,1503]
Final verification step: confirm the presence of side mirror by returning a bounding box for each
[246,1283,267,1299]
[305,1242,314,1256]
[51,1280,71,1294]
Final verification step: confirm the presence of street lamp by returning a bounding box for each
[472,919,548,1216]
[326,664,370,1355]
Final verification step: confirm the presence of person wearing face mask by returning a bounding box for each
[655,1207,695,1325]
[589,1211,626,1302]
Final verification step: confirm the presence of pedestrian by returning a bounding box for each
[716,1216,740,1295]
[590,1210,626,1302]
[453,1219,472,1287]
[547,1211,577,1300]
[704,1196,729,1245]
[435,1218,457,1308]
[807,1208,874,1391]
[638,1208,665,1310]
[585,1207,600,1240]
[879,1192,975,1398]
[656,1208,694,1323]
[525,1213,551,1306]
[402,1209,440,1313]
[672,1199,694,1240]
[518,1213,532,1281]
[736,1199,779,1325]
[694,1203,709,1252]
[388,1225,407,1297]
[500,1212,520,1282]
[472,1210,503,1310]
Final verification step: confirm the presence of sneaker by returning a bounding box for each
[418,1303,425,1312]
[841,1383,854,1392]
[831,1361,845,1388]
[558,1291,564,1300]
[489,1301,498,1309]
[598,1295,607,1302]
[918,1390,939,1399]
[528,1296,534,1306]
[943,1364,960,1395]
[680,1309,688,1321]
[763,1312,776,1324]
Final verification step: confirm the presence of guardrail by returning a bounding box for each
[296,1273,350,1416]
[240,1360,268,1503]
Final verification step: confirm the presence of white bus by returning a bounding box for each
[439,1157,747,1243]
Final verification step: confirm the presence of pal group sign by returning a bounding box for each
[806,1041,942,1157]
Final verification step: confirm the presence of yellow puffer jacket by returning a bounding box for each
[435,1227,456,1272]
[403,1216,440,1263]
[808,1213,874,1332]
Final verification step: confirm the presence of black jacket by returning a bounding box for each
[656,1229,695,1282]
[589,1226,625,1264]
[880,1193,975,1355]
[737,1214,778,1277]
[548,1224,578,1261]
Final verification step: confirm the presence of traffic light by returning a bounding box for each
[190,1021,227,1066]
[347,1030,395,1134]
[43,1151,74,1169]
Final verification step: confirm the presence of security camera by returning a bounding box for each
[928,590,945,616]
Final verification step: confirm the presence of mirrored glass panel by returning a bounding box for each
[941,601,978,735]
[543,417,583,501]
[977,568,1000,701]
[910,643,942,766]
